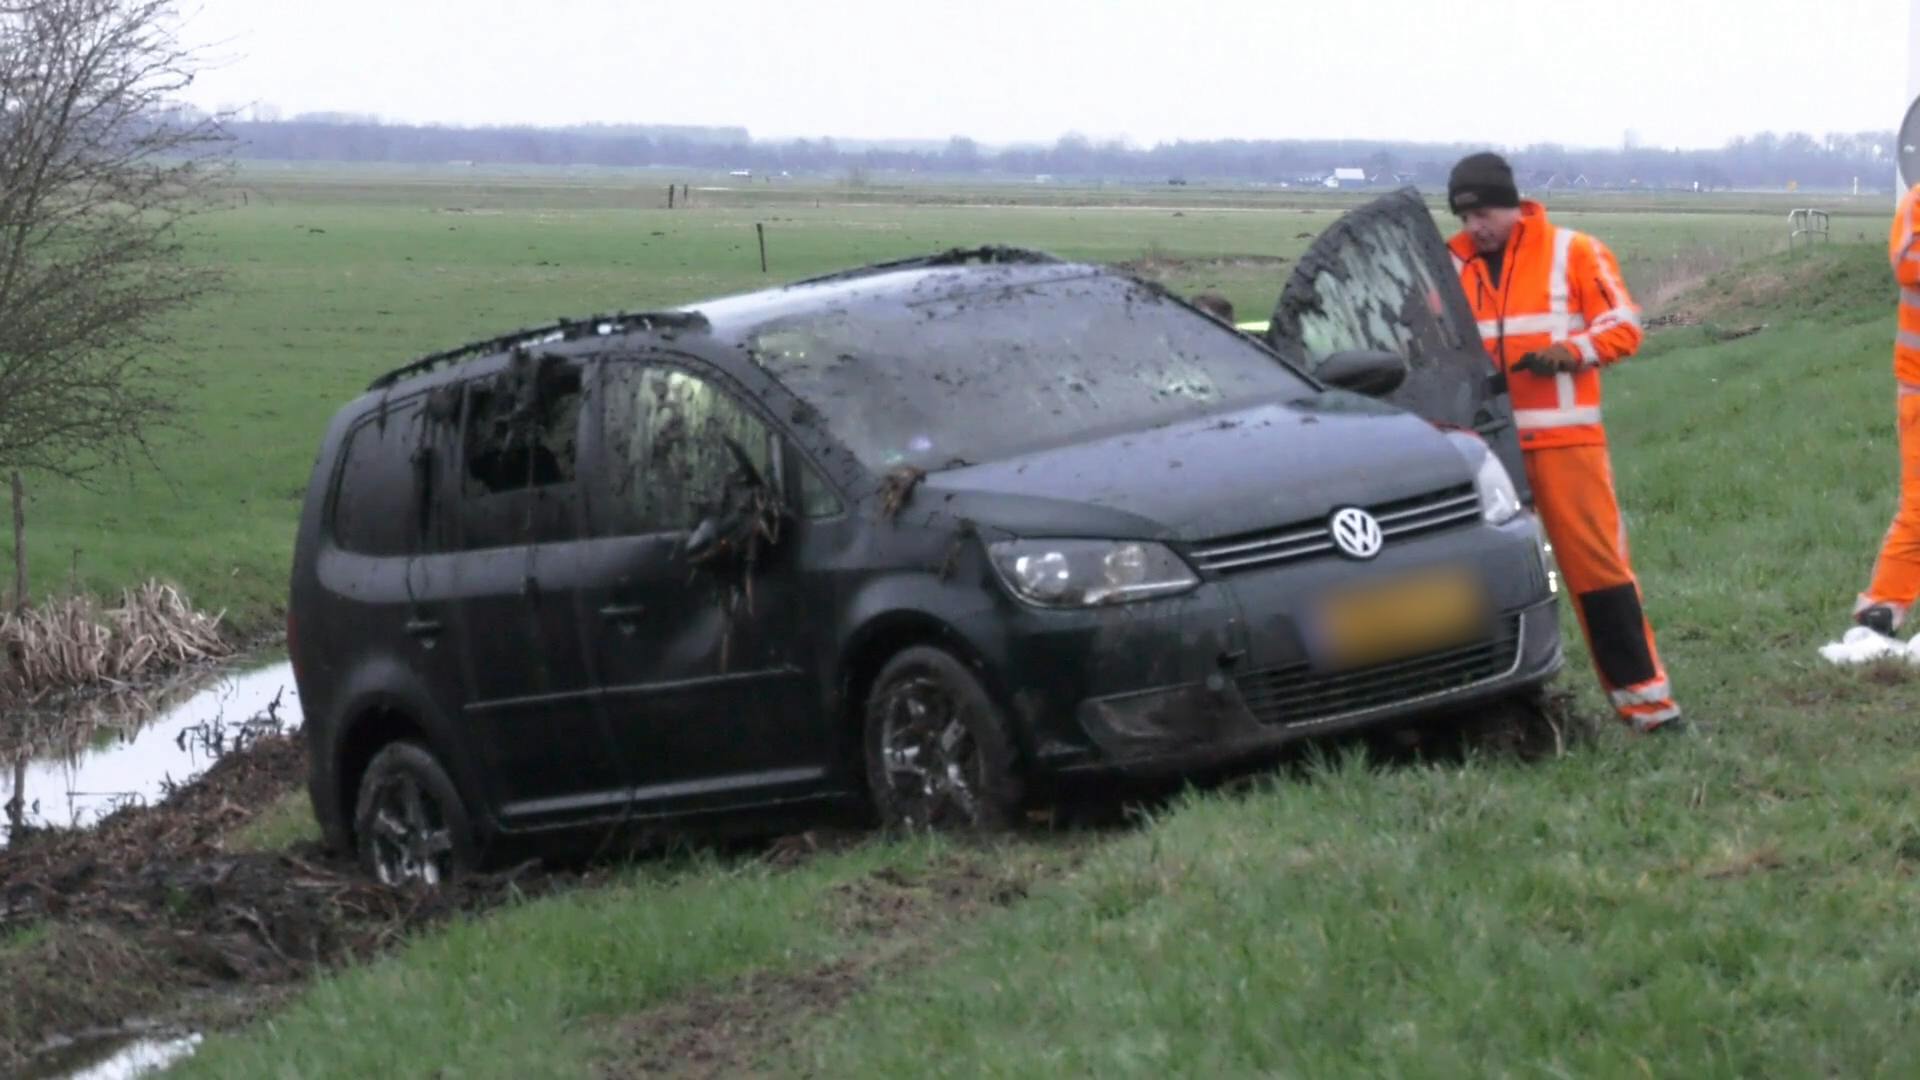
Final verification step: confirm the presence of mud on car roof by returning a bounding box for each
[363,247,1070,394]
[787,245,1062,287]
[365,310,711,392]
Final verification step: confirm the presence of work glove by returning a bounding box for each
[1514,343,1585,376]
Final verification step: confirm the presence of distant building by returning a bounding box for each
[1327,167,1369,189]
[728,169,752,178]
[1532,171,1592,191]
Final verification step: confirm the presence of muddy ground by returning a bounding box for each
[0,691,1581,1074]
[0,733,612,1073]
[0,729,1077,1078]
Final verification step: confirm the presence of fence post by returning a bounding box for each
[757,223,768,273]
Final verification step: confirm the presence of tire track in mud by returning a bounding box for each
[594,844,1083,1079]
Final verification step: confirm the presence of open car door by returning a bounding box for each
[1264,188,1529,501]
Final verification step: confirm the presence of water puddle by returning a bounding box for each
[2,659,300,848]
[24,1029,203,1080]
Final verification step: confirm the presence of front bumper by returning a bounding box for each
[1061,597,1562,777]
[968,514,1562,779]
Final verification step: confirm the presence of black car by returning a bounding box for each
[290,190,1561,884]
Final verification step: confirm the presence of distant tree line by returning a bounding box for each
[223,116,1900,192]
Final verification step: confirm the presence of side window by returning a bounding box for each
[601,363,777,534]
[456,358,586,549]
[331,400,423,556]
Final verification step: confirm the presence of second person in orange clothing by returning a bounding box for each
[1851,181,1920,637]
[1444,152,1685,735]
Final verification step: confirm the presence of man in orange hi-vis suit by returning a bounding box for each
[1853,183,1920,637]
[1444,152,1685,735]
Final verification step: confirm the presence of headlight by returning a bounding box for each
[989,540,1199,607]
[1445,431,1522,526]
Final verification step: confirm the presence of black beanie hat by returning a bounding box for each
[1448,152,1520,214]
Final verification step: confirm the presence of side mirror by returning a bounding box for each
[1317,349,1409,397]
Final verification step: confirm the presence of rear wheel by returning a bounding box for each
[864,647,1023,830]
[352,741,476,886]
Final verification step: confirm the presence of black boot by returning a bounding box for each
[1856,605,1899,638]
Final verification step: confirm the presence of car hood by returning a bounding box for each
[919,391,1476,542]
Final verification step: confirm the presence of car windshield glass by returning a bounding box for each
[745,273,1312,472]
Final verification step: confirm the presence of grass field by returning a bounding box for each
[12,165,1887,637]
[105,168,1920,1076]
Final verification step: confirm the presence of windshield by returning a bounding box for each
[746,273,1313,472]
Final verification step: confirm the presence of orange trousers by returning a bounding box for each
[1860,390,1920,626]
[1523,445,1681,731]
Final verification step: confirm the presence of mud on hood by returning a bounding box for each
[918,391,1475,543]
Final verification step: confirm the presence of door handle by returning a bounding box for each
[599,602,644,637]
[404,617,444,638]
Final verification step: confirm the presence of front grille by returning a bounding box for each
[1189,484,1482,575]
[1237,616,1523,728]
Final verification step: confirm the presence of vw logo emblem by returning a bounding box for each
[1330,507,1384,560]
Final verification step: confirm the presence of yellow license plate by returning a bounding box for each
[1316,569,1489,670]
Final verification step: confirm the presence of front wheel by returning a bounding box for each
[863,647,1024,831]
[352,741,476,886]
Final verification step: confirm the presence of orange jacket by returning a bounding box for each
[1889,184,1920,389]
[1447,202,1643,451]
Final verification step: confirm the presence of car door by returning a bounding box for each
[449,355,625,828]
[1265,187,1529,499]
[324,391,476,797]
[574,354,822,814]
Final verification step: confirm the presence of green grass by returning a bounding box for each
[173,838,1069,1079]
[10,167,1870,635]
[0,921,46,956]
[226,789,319,852]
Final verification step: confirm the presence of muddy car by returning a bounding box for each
[290,190,1561,883]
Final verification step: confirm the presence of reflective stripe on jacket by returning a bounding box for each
[1447,201,1643,451]
[1890,184,1920,387]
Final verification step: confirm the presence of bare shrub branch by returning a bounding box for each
[0,0,228,483]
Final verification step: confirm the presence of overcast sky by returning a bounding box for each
[177,0,1910,149]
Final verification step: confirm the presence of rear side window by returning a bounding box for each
[599,363,777,535]
[331,400,423,556]
[456,357,587,550]
[463,364,583,496]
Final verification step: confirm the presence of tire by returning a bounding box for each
[352,741,477,886]
[863,646,1024,831]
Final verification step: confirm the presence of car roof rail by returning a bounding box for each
[365,310,710,391]
[791,245,1063,287]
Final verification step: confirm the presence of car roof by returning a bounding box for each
[686,253,1104,347]
[357,247,1106,400]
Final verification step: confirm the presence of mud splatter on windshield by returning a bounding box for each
[746,274,1311,473]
